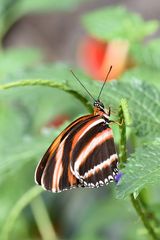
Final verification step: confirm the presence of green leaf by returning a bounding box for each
[122,40,160,88]
[0,100,26,152]
[82,6,158,42]
[105,80,160,138]
[7,62,71,82]
[131,39,160,69]
[0,135,51,184]
[0,48,42,80]
[116,138,160,199]
[121,66,160,89]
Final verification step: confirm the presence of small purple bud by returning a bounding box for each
[115,172,123,184]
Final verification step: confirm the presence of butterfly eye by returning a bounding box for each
[94,101,104,109]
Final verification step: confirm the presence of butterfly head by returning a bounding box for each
[94,100,105,116]
[94,100,104,110]
[94,100,111,119]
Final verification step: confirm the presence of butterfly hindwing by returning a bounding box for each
[70,119,118,188]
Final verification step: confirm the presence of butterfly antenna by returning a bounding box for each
[97,65,112,100]
[70,70,96,102]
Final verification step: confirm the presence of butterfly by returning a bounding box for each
[35,66,119,192]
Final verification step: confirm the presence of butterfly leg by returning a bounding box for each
[109,119,124,126]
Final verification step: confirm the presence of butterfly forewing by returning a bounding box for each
[35,114,98,192]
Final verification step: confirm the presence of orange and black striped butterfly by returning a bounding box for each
[35,67,119,192]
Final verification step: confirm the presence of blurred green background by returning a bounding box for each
[0,0,160,240]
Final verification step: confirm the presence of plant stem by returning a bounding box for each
[130,194,159,240]
[1,186,43,240]
[118,103,127,168]
[31,196,58,240]
[0,79,93,113]
[138,191,160,228]
[118,100,159,240]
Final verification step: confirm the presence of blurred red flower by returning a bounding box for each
[78,36,131,81]
[46,114,69,128]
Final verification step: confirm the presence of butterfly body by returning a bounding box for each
[35,100,119,193]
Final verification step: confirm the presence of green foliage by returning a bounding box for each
[0,48,42,80]
[116,139,160,199]
[0,86,86,184]
[1,63,160,138]
[131,40,160,69]
[0,160,36,233]
[0,59,160,238]
[121,66,160,88]
[122,39,160,88]
[82,6,158,42]
[0,0,88,39]
[13,0,87,13]
[1,64,160,135]
[0,64,87,240]
[0,134,52,184]
[108,80,160,138]
[74,197,146,240]
[0,4,160,240]
[1,186,43,240]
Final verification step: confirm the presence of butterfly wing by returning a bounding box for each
[70,118,119,188]
[35,114,97,192]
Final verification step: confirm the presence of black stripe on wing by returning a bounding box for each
[35,149,51,185]
[71,123,119,188]
[57,116,97,191]
[71,122,107,165]
[78,137,117,176]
